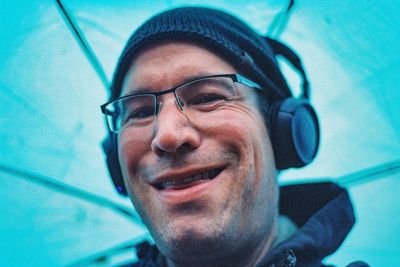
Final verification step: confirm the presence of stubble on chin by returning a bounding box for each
[153,206,230,264]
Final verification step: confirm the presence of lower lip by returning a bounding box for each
[156,171,222,204]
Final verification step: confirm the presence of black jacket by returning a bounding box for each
[129,182,368,267]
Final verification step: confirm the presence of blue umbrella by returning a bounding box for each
[1,1,399,266]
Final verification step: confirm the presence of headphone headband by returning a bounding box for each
[264,37,310,99]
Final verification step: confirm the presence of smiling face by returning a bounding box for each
[118,42,279,265]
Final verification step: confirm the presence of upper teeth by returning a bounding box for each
[160,170,215,189]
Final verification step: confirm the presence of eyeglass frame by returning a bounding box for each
[100,73,266,133]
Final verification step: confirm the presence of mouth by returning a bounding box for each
[153,168,223,190]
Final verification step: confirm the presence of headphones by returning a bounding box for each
[102,38,319,196]
[265,37,319,169]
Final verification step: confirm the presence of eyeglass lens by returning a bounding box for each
[107,76,238,134]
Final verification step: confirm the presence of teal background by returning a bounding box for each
[1,0,399,266]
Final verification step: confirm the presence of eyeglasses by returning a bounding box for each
[101,74,263,134]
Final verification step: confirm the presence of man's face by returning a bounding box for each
[118,42,278,260]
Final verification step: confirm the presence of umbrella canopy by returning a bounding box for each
[1,0,399,266]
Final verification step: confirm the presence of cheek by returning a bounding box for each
[117,134,156,221]
[199,106,272,165]
[117,131,154,193]
[198,107,274,191]
[202,109,277,223]
[117,132,162,200]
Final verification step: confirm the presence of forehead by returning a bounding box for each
[120,41,237,96]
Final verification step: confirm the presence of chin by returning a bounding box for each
[155,222,225,261]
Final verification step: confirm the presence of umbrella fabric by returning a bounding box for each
[1,1,399,266]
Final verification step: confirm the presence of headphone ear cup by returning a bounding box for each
[269,98,319,170]
[102,133,128,196]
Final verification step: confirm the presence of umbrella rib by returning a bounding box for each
[0,163,144,226]
[337,159,400,186]
[267,0,296,37]
[54,0,110,90]
[66,236,149,266]
[278,159,400,187]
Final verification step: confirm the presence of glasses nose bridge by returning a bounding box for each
[155,87,184,115]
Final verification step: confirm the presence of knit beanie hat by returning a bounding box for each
[110,6,292,100]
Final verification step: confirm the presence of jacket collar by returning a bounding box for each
[258,182,355,266]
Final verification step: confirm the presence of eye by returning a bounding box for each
[129,106,154,119]
[122,105,154,125]
[191,93,227,105]
[176,77,236,110]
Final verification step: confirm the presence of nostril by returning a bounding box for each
[151,142,166,157]
[177,142,193,153]
[151,132,180,154]
[151,129,200,156]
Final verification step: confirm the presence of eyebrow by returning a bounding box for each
[122,72,215,96]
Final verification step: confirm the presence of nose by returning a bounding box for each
[150,99,200,156]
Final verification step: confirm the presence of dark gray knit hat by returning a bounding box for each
[110,6,292,100]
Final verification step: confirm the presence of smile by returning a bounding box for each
[154,168,223,190]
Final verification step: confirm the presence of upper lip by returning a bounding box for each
[150,165,225,187]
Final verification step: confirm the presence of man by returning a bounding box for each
[101,6,367,267]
